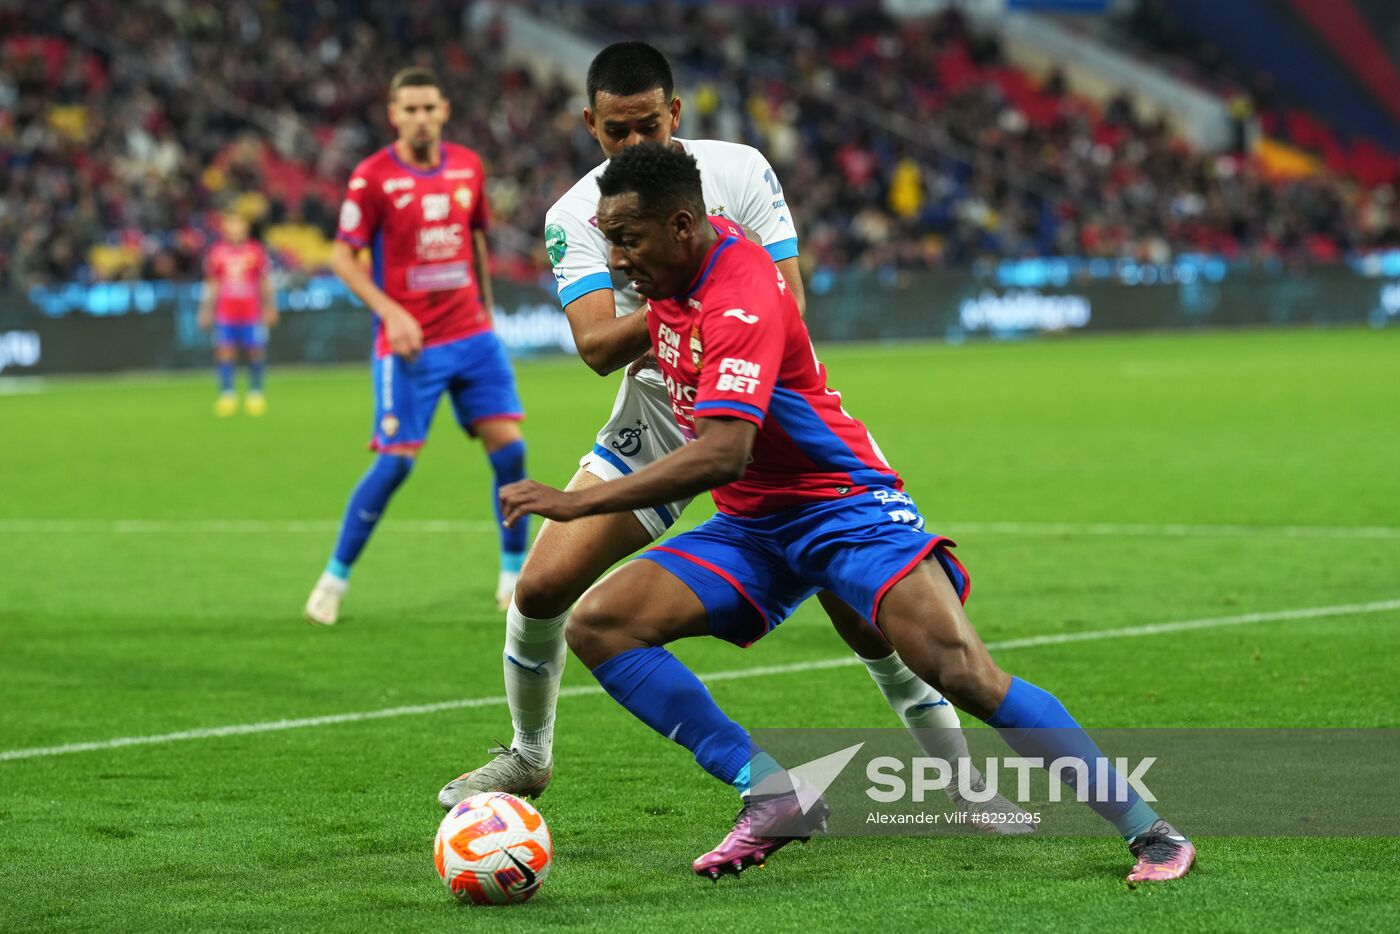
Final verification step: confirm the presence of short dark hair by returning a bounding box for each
[586,41,674,107]
[389,66,442,100]
[596,142,704,220]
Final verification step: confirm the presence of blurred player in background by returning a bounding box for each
[197,213,277,417]
[500,142,1197,883]
[303,66,528,625]
[440,43,1025,833]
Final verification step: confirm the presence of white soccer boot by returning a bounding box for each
[304,572,348,625]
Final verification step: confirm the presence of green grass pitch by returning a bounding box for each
[1,328,1398,932]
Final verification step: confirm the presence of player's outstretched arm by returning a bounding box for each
[329,240,423,359]
[563,289,653,376]
[499,417,755,527]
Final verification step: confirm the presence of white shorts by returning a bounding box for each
[578,367,693,540]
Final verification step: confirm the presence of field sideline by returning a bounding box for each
[2,328,1398,931]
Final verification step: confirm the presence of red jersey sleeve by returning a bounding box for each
[705,217,747,244]
[336,169,381,249]
[692,265,789,427]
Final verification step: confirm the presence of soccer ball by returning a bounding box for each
[434,792,552,905]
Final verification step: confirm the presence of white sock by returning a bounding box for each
[504,600,568,769]
[860,652,984,790]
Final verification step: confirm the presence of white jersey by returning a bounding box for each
[544,138,797,316]
[548,138,799,540]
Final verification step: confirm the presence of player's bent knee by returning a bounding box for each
[512,572,576,622]
[566,580,665,667]
[476,419,524,451]
[564,594,626,668]
[563,617,600,666]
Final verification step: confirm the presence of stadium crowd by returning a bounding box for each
[569,2,1400,268]
[0,0,587,289]
[3,0,1399,292]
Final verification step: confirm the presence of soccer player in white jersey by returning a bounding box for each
[438,42,1024,828]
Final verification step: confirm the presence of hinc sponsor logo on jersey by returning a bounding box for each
[383,177,415,194]
[421,193,451,222]
[417,224,465,258]
[544,224,567,267]
[716,357,761,394]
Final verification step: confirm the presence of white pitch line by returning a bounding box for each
[0,378,45,395]
[3,597,1398,764]
[1,518,1398,539]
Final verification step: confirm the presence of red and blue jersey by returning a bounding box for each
[647,219,903,517]
[336,142,492,358]
[205,240,267,325]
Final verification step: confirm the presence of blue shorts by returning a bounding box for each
[214,323,267,349]
[641,488,970,647]
[371,331,524,453]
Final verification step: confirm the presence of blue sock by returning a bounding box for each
[327,454,414,579]
[488,439,528,571]
[729,751,786,796]
[217,361,234,393]
[249,359,265,393]
[592,647,752,787]
[986,677,1160,838]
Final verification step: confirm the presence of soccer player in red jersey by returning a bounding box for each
[303,67,528,624]
[197,213,276,417]
[499,144,1196,884]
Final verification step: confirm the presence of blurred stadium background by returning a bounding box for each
[3,1,1399,929]
[5,0,1400,373]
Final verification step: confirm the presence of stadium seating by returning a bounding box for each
[3,0,1399,291]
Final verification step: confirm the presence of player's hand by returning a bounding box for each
[263,307,280,329]
[499,479,584,528]
[627,349,658,377]
[383,306,424,360]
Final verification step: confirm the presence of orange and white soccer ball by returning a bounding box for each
[434,792,552,905]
